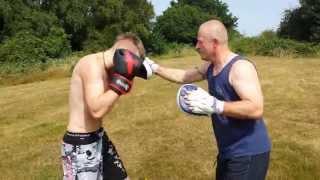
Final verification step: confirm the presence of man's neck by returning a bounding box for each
[103,49,114,70]
[213,48,233,69]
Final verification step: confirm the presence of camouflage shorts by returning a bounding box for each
[61,128,128,180]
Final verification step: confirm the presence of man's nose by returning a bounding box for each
[192,38,197,47]
[195,42,200,51]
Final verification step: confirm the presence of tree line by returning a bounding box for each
[0,0,319,73]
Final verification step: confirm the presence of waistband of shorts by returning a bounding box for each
[63,127,105,145]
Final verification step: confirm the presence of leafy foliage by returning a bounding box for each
[0,0,154,73]
[231,35,320,57]
[152,0,237,45]
[278,0,320,42]
[44,0,154,51]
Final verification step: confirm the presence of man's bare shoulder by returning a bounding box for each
[231,59,257,75]
[229,59,259,85]
[78,53,99,67]
[75,53,102,77]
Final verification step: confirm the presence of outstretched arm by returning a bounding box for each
[146,58,210,83]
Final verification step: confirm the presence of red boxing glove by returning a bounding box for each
[113,49,143,80]
[112,48,153,80]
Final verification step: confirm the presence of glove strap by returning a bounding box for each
[150,62,159,72]
[215,99,224,114]
[145,57,159,72]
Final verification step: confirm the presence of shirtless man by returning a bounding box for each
[61,33,151,180]
[146,19,271,179]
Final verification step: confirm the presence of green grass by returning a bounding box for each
[0,55,319,179]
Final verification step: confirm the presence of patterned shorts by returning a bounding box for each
[61,128,128,180]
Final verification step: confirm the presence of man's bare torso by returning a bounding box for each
[67,52,109,133]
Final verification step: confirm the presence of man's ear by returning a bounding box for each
[213,38,219,47]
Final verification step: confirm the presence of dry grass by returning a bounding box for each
[0,66,71,87]
[0,55,319,180]
[0,53,81,87]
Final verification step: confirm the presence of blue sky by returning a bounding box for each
[149,0,300,36]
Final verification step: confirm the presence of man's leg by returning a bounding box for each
[247,152,270,180]
[102,133,128,180]
[61,130,104,180]
[61,142,77,180]
[215,152,270,180]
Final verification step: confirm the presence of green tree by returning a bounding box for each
[173,0,237,28]
[152,0,238,45]
[43,0,95,50]
[44,0,154,51]
[154,5,210,44]
[84,0,154,51]
[0,0,70,73]
[0,0,154,73]
[278,0,320,42]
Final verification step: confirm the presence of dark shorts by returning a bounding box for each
[61,128,128,180]
[216,152,270,180]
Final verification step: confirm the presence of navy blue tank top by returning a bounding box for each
[206,55,271,159]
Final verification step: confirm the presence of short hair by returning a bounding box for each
[115,32,146,59]
[200,19,228,45]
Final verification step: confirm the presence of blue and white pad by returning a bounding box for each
[176,84,206,116]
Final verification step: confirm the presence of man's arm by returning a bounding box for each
[152,61,210,83]
[223,60,264,119]
[82,61,120,119]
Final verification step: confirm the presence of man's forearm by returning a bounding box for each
[155,66,187,83]
[223,100,263,120]
[90,90,119,119]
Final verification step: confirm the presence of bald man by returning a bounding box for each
[61,33,150,180]
[145,19,271,179]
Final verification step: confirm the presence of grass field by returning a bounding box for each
[0,55,319,180]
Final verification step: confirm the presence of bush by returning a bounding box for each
[82,26,119,53]
[43,27,71,58]
[230,37,259,56]
[230,36,320,58]
[148,31,170,55]
[154,5,210,44]
[256,38,319,57]
[0,28,71,74]
[0,31,47,73]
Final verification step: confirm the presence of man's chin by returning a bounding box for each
[197,52,209,61]
[200,57,209,61]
